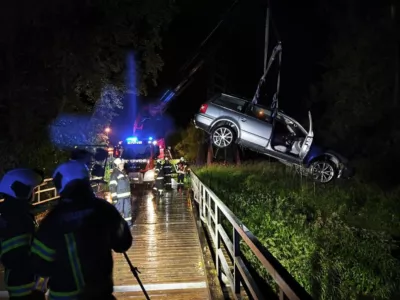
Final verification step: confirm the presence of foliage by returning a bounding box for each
[309,1,400,186]
[0,0,177,174]
[173,121,204,162]
[195,163,400,300]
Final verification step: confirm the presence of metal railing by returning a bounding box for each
[0,178,108,205]
[0,178,59,205]
[190,171,313,300]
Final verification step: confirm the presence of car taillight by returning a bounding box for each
[199,103,208,114]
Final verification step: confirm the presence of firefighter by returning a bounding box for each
[70,149,93,167]
[162,157,173,191]
[30,160,133,300]
[176,159,186,193]
[0,168,46,300]
[154,166,165,197]
[155,159,162,172]
[109,158,132,226]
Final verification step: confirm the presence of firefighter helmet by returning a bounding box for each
[113,158,124,165]
[52,160,90,194]
[0,169,44,199]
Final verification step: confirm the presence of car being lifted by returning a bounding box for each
[194,93,354,183]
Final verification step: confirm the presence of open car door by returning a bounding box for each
[299,111,314,161]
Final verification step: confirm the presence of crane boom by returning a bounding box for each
[133,0,240,134]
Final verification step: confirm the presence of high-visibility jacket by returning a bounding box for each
[155,162,163,172]
[0,207,39,298]
[30,196,133,300]
[109,168,131,202]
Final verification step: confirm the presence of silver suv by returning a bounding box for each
[193,93,354,183]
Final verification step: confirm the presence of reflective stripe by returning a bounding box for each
[117,174,125,179]
[111,192,117,197]
[124,217,132,221]
[6,282,35,297]
[1,234,31,255]
[49,290,79,300]
[109,180,118,186]
[65,233,85,291]
[117,192,131,198]
[34,276,49,292]
[156,177,164,179]
[31,239,56,262]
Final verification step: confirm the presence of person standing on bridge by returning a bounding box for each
[176,159,186,193]
[162,157,173,191]
[0,168,46,300]
[109,158,132,226]
[30,160,132,300]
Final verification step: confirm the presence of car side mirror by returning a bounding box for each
[94,148,108,161]
[91,164,105,177]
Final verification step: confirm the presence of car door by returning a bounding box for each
[299,111,314,161]
[239,104,273,148]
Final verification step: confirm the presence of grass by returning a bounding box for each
[194,161,400,300]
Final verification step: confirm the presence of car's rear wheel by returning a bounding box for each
[211,125,236,148]
[309,160,337,183]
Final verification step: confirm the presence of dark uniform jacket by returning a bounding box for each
[30,193,132,300]
[0,201,38,298]
[109,169,131,202]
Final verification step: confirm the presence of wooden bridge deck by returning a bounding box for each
[113,189,211,299]
[0,190,212,299]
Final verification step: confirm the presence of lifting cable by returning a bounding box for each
[252,0,282,119]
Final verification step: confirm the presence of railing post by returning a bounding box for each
[207,190,211,225]
[202,186,206,220]
[233,228,242,296]
[37,185,41,204]
[215,202,221,279]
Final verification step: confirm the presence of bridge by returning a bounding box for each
[0,174,312,300]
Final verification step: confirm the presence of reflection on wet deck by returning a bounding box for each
[113,190,211,299]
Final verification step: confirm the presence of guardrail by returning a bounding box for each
[0,178,59,205]
[190,171,313,300]
[0,178,108,205]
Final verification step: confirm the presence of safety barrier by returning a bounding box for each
[190,171,313,300]
[0,178,108,205]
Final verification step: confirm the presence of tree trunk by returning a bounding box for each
[207,137,213,165]
[235,144,241,165]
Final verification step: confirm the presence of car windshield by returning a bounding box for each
[122,144,152,159]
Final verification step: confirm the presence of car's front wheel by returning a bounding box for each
[211,125,236,148]
[309,160,337,183]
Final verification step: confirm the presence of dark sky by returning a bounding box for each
[112,0,327,140]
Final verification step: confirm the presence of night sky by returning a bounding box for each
[113,0,327,139]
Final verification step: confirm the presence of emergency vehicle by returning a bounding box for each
[113,136,162,186]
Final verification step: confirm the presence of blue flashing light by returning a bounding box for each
[126,136,138,142]
[126,136,143,145]
[149,137,153,141]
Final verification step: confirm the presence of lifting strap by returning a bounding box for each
[251,42,282,112]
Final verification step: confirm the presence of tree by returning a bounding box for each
[174,122,205,162]
[0,0,177,174]
[310,0,400,185]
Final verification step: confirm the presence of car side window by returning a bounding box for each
[245,105,272,123]
[213,96,246,113]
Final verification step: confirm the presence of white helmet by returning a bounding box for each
[0,169,44,199]
[114,158,123,165]
[180,157,184,161]
[52,161,90,194]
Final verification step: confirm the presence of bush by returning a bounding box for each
[194,162,400,300]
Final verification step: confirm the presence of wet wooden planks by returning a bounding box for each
[113,190,211,299]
